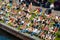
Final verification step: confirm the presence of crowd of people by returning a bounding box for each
[0,0,60,40]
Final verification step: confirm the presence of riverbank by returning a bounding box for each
[0,28,22,40]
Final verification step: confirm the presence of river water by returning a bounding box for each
[0,28,22,40]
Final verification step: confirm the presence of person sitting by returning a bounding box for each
[45,8,52,15]
[50,3,54,10]
[12,22,18,28]
[39,31,45,39]
[26,25,34,33]
[8,17,15,24]
[31,28,37,36]
[26,13,31,19]
[20,21,27,30]
[53,27,58,33]
[31,28,41,36]
[20,25,34,33]
[28,2,32,10]
[49,26,54,33]
[0,10,4,15]
[4,17,9,24]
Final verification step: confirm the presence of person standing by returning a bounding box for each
[50,3,54,9]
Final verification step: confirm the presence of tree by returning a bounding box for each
[48,0,55,3]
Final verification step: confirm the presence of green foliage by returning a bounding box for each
[55,37,60,40]
[8,23,13,27]
[0,0,2,2]
[56,31,60,37]
[0,20,4,23]
[48,0,55,3]
[55,31,60,40]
